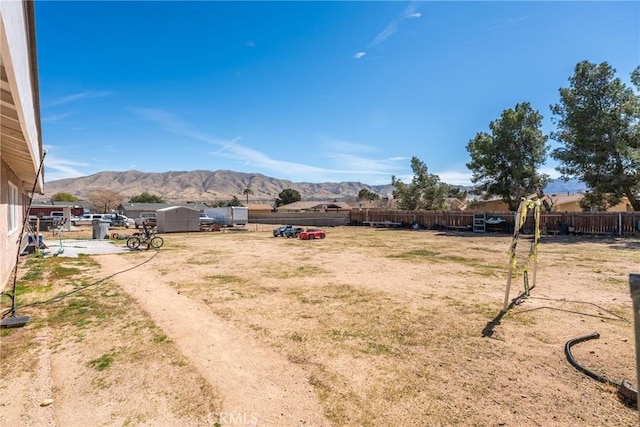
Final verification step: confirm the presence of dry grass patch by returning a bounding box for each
[0,252,221,425]
[5,226,637,426]
[149,227,637,425]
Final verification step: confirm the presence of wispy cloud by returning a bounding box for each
[436,170,473,186]
[539,167,561,180]
[369,2,421,48]
[130,108,409,183]
[130,108,335,178]
[42,112,73,123]
[44,91,113,108]
[244,40,255,48]
[354,2,421,59]
[43,151,91,182]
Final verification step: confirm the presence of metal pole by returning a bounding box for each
[629,273,640,420]
[619,213,622,236]
[531,202,541,291]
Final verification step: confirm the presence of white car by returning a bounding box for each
[71,214,111,226]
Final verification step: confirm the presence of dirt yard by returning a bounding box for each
[1,224,639,426]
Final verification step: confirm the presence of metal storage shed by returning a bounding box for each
[156,206,200,233]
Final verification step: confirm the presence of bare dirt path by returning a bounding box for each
[99,252,329,426]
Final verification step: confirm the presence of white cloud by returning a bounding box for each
[44,91,113,108]
[43,151,91,182]
[42,112,73,123]
[131,108,338,179]
[244,40,255,48]
[354,52,367,59]
[130,108,412,183]
[435,170,473,186]
[539,167,561,179]
[369,2,422,48]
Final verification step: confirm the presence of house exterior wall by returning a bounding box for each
[1,159,27,289]
[1,1,42,289]
[553,198,632,212]
[467,200,509,212]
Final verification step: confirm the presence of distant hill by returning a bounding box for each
[543,178,587,195]
[41,170,396,203]
[40,169,583,204]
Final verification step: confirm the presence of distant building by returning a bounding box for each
[276,201,350,212]
[468,193,634,212]
[118,202,210,219]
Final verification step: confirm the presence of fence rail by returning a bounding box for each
[348,209,640,236]
[249,209,640,236]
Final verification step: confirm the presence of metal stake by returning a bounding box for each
[629,273,640,420]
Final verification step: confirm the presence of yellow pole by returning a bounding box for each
[531,201,541,291]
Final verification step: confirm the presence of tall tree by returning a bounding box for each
[226,196,242,207]
[277,188,301,206]
[551,61,640,211]
[129,192,165,203]
[51,192,78,202]
[357,188,380,202]
[466,102,549,211]
[242,187,252,206]
[86,189,123,213]
[391,157,449,210]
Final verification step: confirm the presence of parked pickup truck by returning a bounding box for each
[199,214,216,225]
[135,212,157,228]
[273,225,304,238]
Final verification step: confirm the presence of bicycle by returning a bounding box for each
[126,223,164,250]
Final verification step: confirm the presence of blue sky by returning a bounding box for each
[37,1,639,185]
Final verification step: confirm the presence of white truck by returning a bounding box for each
[135,212,157,228]
[204,206,248,226]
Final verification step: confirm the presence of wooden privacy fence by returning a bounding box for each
[348,209,640,236]
[249,211,350,227]
[249,209,640,236]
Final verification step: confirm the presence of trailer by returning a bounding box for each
[204,206,248,226]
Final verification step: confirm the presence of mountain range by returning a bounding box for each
[40,170,397,203]
[39,169,586,204]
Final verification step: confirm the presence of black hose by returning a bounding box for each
[564,332,620,387]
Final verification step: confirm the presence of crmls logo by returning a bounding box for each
[207,412,258,426]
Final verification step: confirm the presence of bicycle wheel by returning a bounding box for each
[150,236,164,249]
[126,236,141,250]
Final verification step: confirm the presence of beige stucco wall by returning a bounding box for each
[0,1,40,289]
[0,159,27,289]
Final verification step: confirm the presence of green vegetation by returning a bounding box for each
[391,157,450,210]
[466,102,549,211]
[88,352,115,371]
[226,195,242,206]
[357,188,380,202]
[277,188,302,207]
[129,192,165,203]
[51,192,79,202]
[551,61,640,211]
